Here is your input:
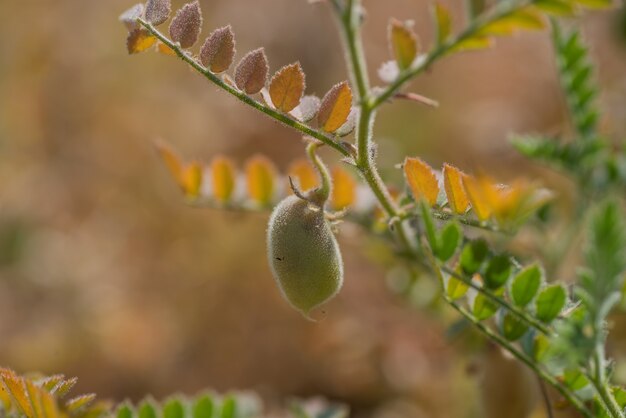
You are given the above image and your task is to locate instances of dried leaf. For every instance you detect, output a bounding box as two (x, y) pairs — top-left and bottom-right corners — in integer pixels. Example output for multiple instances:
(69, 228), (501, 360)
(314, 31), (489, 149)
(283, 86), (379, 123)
(443, 163), (469, 214)
(269, 63), (306, 113)
(210, 156), (236, 203)
(119, 3), (144, 31)
(0, 370), (32, 417)
(66, 394), (97, 412)
(144, 0), (171, 26)
(235, 48), (269, 94)
(157, 42), (176, 56)
(478, 7), (545, 36)
(200, 26), (236, 73)
(434, 3), (452, 44)
(462, 175), (494, 221)
(404, 157), (439, 206)
(245, 155), (277, 206)
(155, 142), (201, 198)
(127, 29), (157, 54)
(389, 19), (418, 70)
(288, 159), (317, 192)
(318, 81), (353, 133)
(332, 166), (357, 210)
(169, 1), (203, 49)
(289, 95), (320, 122)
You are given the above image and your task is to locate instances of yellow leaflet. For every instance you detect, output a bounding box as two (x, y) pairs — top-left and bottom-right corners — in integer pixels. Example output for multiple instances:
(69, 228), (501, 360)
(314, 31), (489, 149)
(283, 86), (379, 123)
(211, 156), (236, 203)
(269, 63), (306, 113)
(319, 82), (353, 133)
(434, 3), (452, 44)
(288, 159), (318, 192)
(180, 162), (202, 198)
(450, 35), (493, 53)
(157, 42), (177, 56)
(331, 166), (357, 210)
(25, 380), (45, 418)
(534, 0), (577, 16)
(443, 163), (469, 214)
(41, 389), (61, 418)
(155, 142), (202, 198)
(403, 157), (439, 206)
(246, 155), (277, 206)
(389, 19), (418, 70)
(127, 29), (157, 54)
(574, 0), (614, 8)
(0, 370), (32, 417)
(462, 175), (494, 221)
(478, 7), (545, 37)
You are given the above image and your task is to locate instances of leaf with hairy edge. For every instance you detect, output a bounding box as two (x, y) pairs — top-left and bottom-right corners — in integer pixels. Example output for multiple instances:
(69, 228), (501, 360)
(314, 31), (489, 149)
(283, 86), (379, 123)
(269, 63), (306, 113)
(389, 19), (418, 70)
(138, 400), (158, 418)
(478, 7), (545, 37)
(169, 1), (203, 49)
(66, 394), (96, 412)
(235, 48), (269, 94)
(534, 0), (577, 16)
(436, 222), (461, 262)
(318, 82), (353, 133)
(290, 95), (320, 122)
(331, 166), (357, 210)
(211, 156), (236, 203)
(163, 399), (185, 418)
(484, 254), (512, 290)
(200, 26), (236, 73)
(502, 313), (529, 341)
(443, 163), (469, 214)
(145, 0), (171, 25)
(473, 292), (499, 320)
(0, 370), (32, 417)
(288, 159), (318, 192)
(511, 265), (542, 307)
(127, 29), (157, 54)
(245, 155), (277, 206)
(460, 240), (489, 275)
(119, 4), (144, 31)
(404, 157), (439, 206)
(221, 396), (236, 418)
(535, 285), (567, 323)
(450, 35), (493, 52)
(462, 175), (493, 221)
(434, 3), (452, 44)
(116, 404), (134, 418)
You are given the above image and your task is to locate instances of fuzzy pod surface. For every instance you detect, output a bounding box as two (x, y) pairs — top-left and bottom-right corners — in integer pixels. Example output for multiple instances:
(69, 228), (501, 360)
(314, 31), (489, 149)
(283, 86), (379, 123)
(267, 194), (343, 318)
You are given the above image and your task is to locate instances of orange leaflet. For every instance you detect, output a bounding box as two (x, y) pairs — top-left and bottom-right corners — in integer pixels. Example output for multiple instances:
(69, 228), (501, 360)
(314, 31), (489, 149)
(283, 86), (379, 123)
(443, 163), (470, 214)
(404, 157), (439, 206)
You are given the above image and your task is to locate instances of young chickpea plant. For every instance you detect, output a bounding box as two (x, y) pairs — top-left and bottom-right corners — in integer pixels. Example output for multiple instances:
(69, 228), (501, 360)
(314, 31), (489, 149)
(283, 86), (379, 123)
(5, 0), (625, 417)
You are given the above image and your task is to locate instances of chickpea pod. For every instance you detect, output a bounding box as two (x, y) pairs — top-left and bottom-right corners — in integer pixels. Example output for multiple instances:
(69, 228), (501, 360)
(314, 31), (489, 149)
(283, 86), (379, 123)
(266, 142), (344, 319)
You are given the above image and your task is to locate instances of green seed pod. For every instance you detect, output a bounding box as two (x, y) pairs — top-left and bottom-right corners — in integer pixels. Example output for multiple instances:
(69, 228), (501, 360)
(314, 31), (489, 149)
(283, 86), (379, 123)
(267, 194), (343, 318)
(267, 142), (344, 318)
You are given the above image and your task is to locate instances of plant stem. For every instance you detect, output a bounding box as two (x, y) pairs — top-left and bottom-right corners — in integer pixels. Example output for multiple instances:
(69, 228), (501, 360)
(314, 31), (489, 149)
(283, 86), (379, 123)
(591, 341), (625, 418)
(371, 0), (533, 109)
(447, 300), (593, 418)
(440, 265), (552, 336)
(138, 19), (351, 159)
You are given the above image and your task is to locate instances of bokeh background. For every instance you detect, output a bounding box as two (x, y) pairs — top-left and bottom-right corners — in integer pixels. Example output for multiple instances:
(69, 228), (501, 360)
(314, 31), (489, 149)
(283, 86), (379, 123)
(1, 0), (625, 417)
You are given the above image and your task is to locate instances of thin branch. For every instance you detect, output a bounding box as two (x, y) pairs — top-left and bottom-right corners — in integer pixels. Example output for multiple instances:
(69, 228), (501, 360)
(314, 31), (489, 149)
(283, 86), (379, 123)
(537, 374), (555, 418)
(371, 0), (534, 109)
(137, 19), (351, 159)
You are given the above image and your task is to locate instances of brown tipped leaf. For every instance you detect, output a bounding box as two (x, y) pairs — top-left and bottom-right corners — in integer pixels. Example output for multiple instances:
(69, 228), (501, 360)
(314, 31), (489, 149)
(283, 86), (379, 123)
(389, 19), (419, 70)
(200, 26), (236, 73)
(235, 48), (269, 94)
(144, 0), (171, 25)
(318, 82), (353, 133)
(169, 1), (203, 49)
(127, 29), (157, 54)
(269, 63), (306, 113)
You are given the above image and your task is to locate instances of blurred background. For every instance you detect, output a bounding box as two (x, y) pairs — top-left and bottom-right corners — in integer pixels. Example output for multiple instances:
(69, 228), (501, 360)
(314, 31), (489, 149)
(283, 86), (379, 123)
(1, 0), (625, 417)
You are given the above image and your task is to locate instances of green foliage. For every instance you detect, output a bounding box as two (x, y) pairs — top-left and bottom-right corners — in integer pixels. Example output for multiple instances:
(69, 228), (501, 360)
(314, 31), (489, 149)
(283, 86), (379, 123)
(510, 265), (543, 308)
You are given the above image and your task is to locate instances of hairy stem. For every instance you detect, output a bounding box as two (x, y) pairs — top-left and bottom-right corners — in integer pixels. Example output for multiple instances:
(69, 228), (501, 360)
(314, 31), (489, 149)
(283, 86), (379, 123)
(138, 19), (351, 159)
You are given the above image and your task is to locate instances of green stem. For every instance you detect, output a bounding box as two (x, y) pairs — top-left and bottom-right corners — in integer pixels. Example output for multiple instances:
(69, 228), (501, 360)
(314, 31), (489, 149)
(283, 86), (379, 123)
(591, 342), (624, 418)
(447, 300), (593, 418)
(306, 142), (332, 203)
(440, 265), (552, 336)
(137, 19), (351, 159)
(371, 0), (533, 109)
